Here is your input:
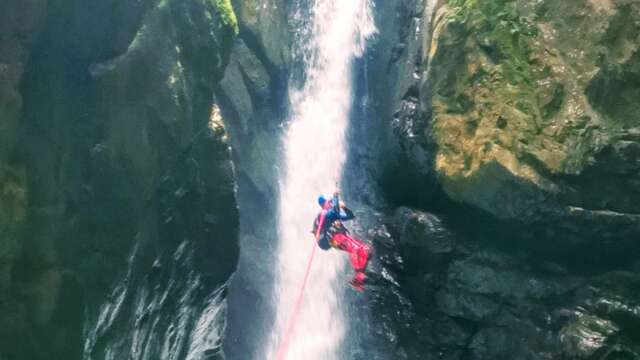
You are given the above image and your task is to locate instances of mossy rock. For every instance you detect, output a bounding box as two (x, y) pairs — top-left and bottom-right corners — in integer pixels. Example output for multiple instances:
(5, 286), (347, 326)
(424, 0), (640, 233)
(211, 0), (239, 34)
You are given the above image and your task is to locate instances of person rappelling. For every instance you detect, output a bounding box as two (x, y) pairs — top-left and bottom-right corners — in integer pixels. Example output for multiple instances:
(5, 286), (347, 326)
(312, 190), (371, 291)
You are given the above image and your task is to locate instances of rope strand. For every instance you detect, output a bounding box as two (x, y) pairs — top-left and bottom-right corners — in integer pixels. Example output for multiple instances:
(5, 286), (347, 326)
(275, 211), (326, 360)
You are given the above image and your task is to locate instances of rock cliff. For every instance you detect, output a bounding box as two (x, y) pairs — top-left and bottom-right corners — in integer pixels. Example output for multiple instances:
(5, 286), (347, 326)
(0, 0), (239, 358)
(385, 0), (640, 244)
(216, 0), (290, 357)
(361, 0), (640, 358)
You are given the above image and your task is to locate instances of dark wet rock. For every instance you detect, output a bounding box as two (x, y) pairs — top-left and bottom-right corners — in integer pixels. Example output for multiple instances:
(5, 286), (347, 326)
(560, 312), (620, 358)
(447, 253), (572, 304)
(358, 2), (640, 357)
(389, 207), (457, 277)
(216, 2), (290, 358)
(469, 324), (556, 360)
(84, 242), (230, 360)
(0, 0), (239, 359)
(393, 207), (455, 254)
(434, 315), (473, 348)
(436, 290), (500, 322)
(358, 0), (439, 208)
(0, 1), (47, 352)
(231, 0), (290, 69)
(355, 199), (640, 359)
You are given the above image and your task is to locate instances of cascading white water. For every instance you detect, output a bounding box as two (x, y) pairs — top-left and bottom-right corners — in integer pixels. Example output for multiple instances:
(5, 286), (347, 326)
(264, 1), (376, 359)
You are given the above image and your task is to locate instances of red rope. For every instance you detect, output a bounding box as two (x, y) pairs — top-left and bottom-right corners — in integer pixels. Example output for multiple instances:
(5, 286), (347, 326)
(275, 211), (326, 360)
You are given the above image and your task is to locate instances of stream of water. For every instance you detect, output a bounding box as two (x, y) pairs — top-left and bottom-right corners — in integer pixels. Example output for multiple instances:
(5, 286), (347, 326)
(263, 1), (376, 359)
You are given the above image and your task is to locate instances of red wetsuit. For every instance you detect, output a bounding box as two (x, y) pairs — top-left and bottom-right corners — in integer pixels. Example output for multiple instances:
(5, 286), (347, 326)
(312, 196), (371, 289)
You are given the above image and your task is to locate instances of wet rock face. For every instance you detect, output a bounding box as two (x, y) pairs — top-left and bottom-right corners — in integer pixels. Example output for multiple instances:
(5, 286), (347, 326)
(364, 207), (640, 359)
(0, 1), (47, 343)
(0, 0), (239, 359)
(0, 0), (46, 160)
(231, 0), (290, 69)
(215, 1), (290, 357)
(362, 5), (640, 351)
(357, 0), (439, 208)
(369, 0), (640, 248)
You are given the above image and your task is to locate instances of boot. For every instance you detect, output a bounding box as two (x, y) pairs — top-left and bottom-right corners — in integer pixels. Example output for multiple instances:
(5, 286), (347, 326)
(349, 271), (366, 292)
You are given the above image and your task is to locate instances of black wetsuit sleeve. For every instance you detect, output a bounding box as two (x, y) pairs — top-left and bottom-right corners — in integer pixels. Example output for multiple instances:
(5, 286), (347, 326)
(332, 193), (340, 213)
(340, 206), (355, 221)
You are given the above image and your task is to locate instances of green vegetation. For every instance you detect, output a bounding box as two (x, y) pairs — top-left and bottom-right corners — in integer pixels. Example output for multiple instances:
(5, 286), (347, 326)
(212, 0), (239, 34)
(443, 0), (544, 125)
(446, 0), (537, 86)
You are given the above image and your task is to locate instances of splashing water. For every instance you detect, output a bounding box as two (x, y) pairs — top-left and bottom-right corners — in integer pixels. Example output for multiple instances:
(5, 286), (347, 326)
(264, 0), (376, 359)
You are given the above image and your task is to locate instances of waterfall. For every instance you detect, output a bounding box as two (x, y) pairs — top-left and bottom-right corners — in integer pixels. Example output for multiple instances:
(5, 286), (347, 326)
(264, 0), (376, 359)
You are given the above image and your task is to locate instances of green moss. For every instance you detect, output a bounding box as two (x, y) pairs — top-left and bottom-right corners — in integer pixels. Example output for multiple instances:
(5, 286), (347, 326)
(446, 0), (537, 86)
(448, 93), (474, 114)
(444, 0), (544, 124)
(212, 0), (238, 35)
(601, 3), (640, 58)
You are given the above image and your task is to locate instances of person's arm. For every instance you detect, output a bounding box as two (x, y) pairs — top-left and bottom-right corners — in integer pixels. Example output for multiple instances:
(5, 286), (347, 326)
(331, 191), (340, 213)
(339, 206), (355, 221)
(333, 189), (354, 220)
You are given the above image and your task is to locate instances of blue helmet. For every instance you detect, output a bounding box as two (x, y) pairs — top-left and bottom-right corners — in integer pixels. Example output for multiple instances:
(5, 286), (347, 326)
(318, 195), (328, 206)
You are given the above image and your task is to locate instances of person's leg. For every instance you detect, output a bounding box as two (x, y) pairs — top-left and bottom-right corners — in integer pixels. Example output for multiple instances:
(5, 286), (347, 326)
(358, 243), (371, 270)
(344, 235), (370, 292)
(332, 233), (370, 272)
(332, 233), (358, 269)
(343, 234), (370, 271)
